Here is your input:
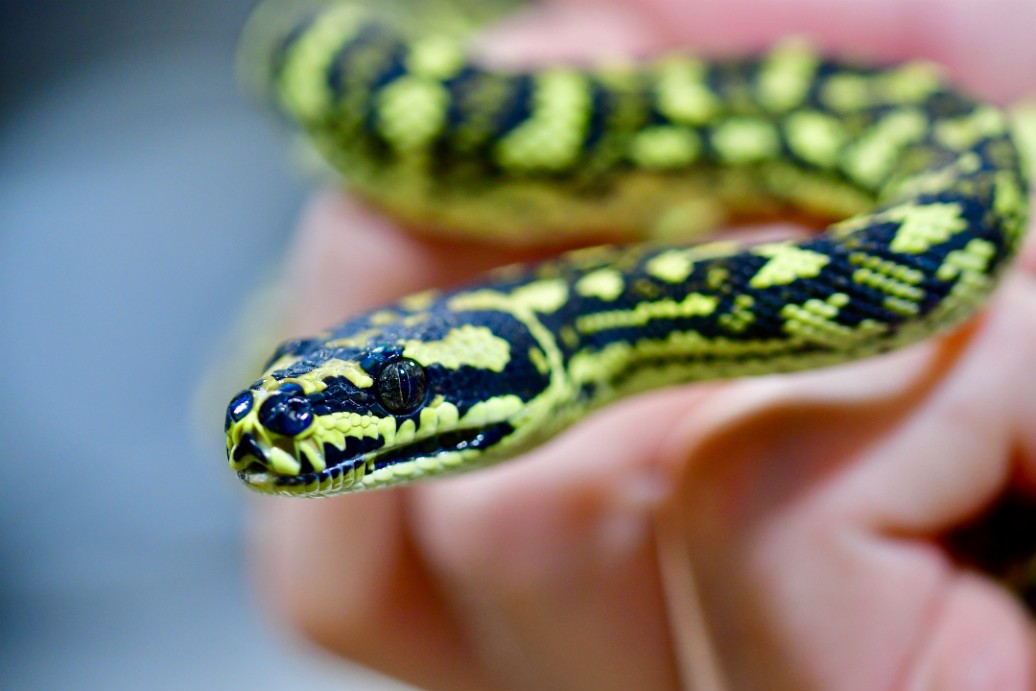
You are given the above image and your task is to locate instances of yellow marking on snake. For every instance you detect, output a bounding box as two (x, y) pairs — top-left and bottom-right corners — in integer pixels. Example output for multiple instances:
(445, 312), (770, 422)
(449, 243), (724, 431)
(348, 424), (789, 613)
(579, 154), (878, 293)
(368, 310), (400, 325)
(645, 250), (696, 284)
(275, 4), (363, 121)
(1013, 101), (1036, 176)
(712, 117), (781, 164)
(758, 38), (818, 112)
(887, 152), (982, 200)
(575, 269), (625, 301)
(401, 325), (511, 371)
(879, 62), (946, 103)
(887, 202), (968, 254)
(718, 294), (756, 333)
(936, 238), (997, 283)
(843, 109), (928, 188)
(447, 287), (571, 396)
(325, 409), (393, 442)
(407, 35), (466, 79)
(267, 358), (376, 390)
(750, 244), (831, 289)
(507, 279), (570, 313)
(935, 106), (1007, 150)
(851, 263), (925, 301)
(654, 56), (718, 125)
(819, 72), (870, 112)
(528, 346), (549, 375)
(377, 77), (449, 150)
(400, 289), (439, 311)
(496, 70), (590, 171)
(628, 126), (701, 169)
(994, 170), (1029, 245)
(780, 293), (885, 347)
(326, 359), (376, 389)
(784, 110), (847, 168)
(575, 293), (717, 334)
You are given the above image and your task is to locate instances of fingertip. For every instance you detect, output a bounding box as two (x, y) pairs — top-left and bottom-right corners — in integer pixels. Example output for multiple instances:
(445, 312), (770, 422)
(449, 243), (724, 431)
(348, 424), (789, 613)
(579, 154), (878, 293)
(904, 573), (1034, 691)
(249, 493), (399, 635)
(249, 491), (487, 689)
(410, 388), (695, 585)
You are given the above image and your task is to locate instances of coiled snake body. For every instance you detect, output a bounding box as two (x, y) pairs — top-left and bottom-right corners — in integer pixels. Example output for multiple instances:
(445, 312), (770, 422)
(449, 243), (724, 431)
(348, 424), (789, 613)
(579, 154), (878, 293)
(226, 0), (1031, 497)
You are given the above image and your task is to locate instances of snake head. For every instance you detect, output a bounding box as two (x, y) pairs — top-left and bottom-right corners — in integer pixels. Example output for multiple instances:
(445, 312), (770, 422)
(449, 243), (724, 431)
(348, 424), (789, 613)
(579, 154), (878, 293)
(225, 302), (556, 496)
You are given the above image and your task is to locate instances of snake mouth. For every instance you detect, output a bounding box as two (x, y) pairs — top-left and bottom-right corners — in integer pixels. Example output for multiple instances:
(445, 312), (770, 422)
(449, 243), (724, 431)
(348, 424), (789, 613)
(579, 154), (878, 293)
(233, 422), (514, 496)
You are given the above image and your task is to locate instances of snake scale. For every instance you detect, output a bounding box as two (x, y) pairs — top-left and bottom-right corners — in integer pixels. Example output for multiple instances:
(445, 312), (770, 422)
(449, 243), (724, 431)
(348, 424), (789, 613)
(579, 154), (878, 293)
(226, 0), (1031, 497)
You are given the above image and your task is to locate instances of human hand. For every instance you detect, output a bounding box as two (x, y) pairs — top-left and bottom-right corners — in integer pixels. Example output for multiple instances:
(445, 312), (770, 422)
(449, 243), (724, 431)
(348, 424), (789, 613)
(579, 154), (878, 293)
(249, 1), (1036, 688)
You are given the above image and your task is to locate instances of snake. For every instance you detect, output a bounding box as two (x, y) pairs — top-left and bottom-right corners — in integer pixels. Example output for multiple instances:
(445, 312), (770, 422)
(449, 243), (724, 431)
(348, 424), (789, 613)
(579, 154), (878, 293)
(225, 0), (1031, 498)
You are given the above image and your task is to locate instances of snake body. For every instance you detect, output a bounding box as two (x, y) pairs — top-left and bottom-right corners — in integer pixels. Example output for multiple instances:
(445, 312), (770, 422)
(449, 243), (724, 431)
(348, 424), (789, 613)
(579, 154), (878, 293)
(226, 0), (1031, 497)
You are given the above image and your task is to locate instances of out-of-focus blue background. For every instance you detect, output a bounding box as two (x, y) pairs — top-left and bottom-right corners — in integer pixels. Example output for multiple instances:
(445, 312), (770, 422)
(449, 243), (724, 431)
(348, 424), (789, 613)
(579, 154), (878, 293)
(0, 2), (408, 688)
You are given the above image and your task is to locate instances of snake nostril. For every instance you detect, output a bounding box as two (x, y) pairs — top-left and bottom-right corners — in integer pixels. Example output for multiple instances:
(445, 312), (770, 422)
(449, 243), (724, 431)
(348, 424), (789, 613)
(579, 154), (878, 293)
(225, 391), (254, 431)
(258, 390), (314, 436)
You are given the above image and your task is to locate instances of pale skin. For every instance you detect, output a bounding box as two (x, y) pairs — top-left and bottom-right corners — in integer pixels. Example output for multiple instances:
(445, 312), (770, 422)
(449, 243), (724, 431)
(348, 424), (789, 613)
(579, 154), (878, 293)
(250, 0), (1036, 688)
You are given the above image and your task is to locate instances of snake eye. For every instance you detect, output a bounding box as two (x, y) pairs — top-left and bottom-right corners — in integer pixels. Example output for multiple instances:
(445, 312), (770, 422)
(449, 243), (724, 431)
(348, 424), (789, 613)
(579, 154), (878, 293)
(225, 391), (253, 431)
(375, 358), (428, 415)
(259, 389), (314, 437)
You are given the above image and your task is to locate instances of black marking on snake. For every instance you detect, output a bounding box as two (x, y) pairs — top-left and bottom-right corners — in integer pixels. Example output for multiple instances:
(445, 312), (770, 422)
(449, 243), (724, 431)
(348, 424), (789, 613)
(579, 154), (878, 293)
(271, 352), (336, 380)
(488, 73), (536, 143)
(581, 78), (612, 153)
(326, 22), (398, 97)
(269, 422), (515, 486)
(309, 377), (377, 417)
(370, 421), (514, 471)
(233, 432), (266, 464)
(268, 14), (317, 87)
(263, 337), (324, 370)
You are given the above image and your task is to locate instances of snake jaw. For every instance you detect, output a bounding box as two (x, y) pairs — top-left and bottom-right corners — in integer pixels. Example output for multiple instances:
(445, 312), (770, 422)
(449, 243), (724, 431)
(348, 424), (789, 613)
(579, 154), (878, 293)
(231, 421), (517, 497)
(229, 426), (366, 496)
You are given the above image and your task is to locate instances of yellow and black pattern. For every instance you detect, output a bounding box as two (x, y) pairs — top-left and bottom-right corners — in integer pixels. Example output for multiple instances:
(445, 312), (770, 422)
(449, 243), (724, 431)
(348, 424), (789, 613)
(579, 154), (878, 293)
(227, 0), (1030, 497)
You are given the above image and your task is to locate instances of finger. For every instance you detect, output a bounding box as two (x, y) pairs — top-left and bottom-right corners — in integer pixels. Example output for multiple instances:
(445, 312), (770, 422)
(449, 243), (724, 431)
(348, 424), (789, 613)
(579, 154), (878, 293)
(658, 276), (1036, 688)
(252, 4), (1036, 688)
(829, 275), (1036, 533)
(403, 387), (712, 690)
(902, 572), (1034, 690)
(252, 194), (510, 689)
(255, 191), (698, 690)
(1008, 268), (1036, 489)
(253, 492), (495, 690)
(257, 384), (712, 689)
(656, 346), (948, 689)
(280, 191), (544, 335)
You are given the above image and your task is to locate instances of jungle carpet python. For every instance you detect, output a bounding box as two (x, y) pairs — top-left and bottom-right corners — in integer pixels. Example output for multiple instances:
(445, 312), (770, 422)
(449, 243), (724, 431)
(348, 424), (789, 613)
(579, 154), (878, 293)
(225, 0), (1031, 498)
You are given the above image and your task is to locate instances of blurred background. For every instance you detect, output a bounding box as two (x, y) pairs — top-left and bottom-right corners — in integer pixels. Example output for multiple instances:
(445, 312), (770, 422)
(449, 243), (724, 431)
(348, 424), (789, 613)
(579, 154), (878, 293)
(0, 1), (409, 688)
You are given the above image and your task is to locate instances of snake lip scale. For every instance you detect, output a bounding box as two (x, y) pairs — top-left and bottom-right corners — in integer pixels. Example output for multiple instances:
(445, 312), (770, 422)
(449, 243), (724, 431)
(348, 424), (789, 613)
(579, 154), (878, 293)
(234, 421), (515, 494)
(226, 0), (1031, 497)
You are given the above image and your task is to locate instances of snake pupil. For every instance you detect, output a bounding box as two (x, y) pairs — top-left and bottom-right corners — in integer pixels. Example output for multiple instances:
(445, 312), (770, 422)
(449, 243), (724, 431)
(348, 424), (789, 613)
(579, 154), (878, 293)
(376, 358), (427, 415)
